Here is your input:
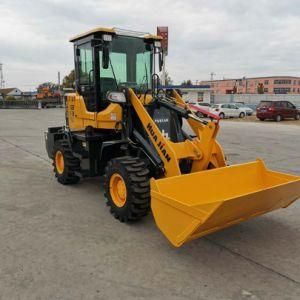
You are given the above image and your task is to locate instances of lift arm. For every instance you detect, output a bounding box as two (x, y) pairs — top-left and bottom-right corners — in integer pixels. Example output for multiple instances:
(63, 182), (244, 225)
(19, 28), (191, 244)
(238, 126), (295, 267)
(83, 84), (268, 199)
(128, 89), (226, 177)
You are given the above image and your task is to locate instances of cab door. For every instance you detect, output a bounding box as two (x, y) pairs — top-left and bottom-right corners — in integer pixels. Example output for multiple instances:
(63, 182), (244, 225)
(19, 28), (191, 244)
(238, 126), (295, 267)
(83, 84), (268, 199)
(75, 43), (97, 113)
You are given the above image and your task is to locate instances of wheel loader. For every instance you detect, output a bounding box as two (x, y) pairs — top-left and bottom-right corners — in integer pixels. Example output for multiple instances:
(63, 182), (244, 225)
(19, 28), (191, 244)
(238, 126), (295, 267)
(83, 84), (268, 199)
(45, 27), (300, 247)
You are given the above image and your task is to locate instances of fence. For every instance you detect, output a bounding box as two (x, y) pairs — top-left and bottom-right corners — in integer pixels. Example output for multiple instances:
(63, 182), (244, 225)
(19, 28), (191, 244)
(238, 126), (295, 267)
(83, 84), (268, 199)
(211, 94), (300, 106)
(0, 97), (62, 109)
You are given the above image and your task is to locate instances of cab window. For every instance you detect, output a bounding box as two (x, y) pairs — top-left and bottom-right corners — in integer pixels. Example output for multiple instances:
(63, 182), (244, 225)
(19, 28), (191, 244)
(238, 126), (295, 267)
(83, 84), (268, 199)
(78, 44), (93, 85)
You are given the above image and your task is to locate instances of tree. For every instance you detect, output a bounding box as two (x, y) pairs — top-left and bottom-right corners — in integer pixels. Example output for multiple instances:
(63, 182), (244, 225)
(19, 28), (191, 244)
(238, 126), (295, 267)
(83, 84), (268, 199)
(232, 85), (237, 94)
(37, 82), (58, 92)
(164, 71), (173, 86)
(181, 79), (193, 86)
(257, 83), (264, 94)
(62, 70), (75, 88)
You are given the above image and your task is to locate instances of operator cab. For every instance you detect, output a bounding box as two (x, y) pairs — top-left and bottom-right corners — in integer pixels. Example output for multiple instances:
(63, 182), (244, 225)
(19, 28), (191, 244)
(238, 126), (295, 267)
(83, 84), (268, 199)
(70, 27), (163, 112)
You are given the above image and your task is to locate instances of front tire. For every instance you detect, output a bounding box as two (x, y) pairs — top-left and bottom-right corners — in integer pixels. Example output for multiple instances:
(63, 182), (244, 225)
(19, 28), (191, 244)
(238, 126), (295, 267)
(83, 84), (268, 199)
(219, 112), (225, 119)
(275, 115), (282, 122)
(239, 112), (245, 118)
(295, 113), (300, 120)
(104, 156), (151, 222)
(53, 140), (80, 184)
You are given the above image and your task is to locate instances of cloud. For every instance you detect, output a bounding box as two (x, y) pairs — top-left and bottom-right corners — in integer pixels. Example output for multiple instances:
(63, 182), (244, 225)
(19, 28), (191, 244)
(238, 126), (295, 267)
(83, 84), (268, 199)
(0, 0), (300, 89)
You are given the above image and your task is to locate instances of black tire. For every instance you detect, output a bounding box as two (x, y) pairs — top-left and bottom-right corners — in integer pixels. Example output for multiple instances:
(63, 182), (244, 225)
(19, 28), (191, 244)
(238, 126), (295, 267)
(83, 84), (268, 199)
(52, 140), (80, 185)
(104, 156), (151, 222)
(219, 112), (225, 119)
(259, 118), (265, 121)
(295, 113), (300, 120)
(239, 112), (245, 118)
(275, 115), (282, 122)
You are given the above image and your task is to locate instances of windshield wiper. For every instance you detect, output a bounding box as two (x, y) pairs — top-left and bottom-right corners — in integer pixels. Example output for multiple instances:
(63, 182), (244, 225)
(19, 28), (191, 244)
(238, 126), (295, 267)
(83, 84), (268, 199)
(109, 58), (119, 90)
(144, 62), (149, 91)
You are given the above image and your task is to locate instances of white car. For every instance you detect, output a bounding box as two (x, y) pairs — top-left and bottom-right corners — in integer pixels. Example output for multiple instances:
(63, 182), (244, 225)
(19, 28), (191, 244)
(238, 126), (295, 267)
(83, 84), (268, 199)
(209, 103), (246, 119)
(234, 103), (254, 116)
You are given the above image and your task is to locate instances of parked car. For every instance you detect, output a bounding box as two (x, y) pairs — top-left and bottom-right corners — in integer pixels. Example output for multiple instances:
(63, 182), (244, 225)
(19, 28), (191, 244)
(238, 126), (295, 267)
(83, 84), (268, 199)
(256, 101), (300, 122)
(209, 103), (246, 119)
(190, 102), (211, 117)
(234, 103), (254, 116)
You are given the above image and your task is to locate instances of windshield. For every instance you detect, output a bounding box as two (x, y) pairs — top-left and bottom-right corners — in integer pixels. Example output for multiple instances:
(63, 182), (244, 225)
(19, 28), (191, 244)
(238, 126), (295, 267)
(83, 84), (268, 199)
(258, 101), (272, 107)
(99, 36), (152, 92)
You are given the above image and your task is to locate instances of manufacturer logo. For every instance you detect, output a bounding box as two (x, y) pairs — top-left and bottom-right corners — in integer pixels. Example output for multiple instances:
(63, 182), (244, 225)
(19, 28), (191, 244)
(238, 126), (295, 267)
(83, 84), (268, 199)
(154, 118), (169, 123)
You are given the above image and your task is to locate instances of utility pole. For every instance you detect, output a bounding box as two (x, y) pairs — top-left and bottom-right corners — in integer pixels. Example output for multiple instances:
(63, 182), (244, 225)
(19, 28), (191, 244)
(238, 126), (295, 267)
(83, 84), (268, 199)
(58, 71), (61, 92)
(210, 72), (215, 81)
(0, 63), (5, 88)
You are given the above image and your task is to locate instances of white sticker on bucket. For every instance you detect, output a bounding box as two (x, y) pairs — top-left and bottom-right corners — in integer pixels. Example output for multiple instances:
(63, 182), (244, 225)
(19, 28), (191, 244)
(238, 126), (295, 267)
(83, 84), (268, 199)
(110, 113), (117, 121)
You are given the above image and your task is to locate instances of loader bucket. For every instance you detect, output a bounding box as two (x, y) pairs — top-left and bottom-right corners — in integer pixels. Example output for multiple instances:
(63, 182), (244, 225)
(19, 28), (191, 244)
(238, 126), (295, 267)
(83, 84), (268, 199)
(151, 160), (300, 247)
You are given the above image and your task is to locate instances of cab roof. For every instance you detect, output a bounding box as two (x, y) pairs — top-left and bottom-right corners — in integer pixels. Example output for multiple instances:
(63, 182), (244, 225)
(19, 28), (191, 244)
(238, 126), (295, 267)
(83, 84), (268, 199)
(69, 27), (162, 42)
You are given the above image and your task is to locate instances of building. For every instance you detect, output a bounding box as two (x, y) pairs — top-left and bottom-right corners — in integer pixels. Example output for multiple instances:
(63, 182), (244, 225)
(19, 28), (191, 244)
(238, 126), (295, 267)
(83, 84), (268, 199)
(0, 87), (22, 98)
(201, 76), (300, 95)
(162, 85), (211, 103)
(22, 91), (37, 97)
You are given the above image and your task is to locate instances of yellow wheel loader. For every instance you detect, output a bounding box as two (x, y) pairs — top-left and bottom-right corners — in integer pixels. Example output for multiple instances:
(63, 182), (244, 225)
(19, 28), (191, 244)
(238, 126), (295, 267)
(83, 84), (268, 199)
(45, 27), (300, 247)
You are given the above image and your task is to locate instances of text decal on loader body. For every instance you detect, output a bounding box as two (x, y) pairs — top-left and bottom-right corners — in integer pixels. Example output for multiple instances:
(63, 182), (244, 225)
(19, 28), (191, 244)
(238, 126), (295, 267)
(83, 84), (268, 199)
(147, 123), (171, 162)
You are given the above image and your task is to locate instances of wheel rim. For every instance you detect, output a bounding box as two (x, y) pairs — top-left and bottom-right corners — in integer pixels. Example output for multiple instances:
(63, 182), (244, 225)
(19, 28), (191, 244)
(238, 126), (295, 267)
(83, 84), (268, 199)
(109, 173), (127, 207)
(55, 150), (64, 174)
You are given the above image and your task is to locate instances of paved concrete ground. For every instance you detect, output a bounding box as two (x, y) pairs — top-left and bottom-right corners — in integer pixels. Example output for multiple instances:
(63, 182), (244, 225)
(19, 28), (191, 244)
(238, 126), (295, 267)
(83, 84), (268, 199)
(0, 108), (299, 300)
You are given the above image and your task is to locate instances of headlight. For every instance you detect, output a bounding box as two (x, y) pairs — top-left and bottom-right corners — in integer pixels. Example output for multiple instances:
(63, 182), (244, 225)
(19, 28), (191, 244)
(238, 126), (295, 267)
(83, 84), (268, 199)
(106, 91), (126, 103)
(103, 34), (112, 42)
(154, 41), (161, 48)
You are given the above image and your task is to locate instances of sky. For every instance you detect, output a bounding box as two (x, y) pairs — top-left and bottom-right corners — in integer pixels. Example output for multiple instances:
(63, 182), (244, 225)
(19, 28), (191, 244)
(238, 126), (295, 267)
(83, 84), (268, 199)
(1, 0), (300, 90)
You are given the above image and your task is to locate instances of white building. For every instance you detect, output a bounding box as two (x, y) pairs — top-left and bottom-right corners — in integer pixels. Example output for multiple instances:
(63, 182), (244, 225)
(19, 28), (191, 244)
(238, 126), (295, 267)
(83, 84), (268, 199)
(162, 85), (211, 103)
(0, 87), (23, 98)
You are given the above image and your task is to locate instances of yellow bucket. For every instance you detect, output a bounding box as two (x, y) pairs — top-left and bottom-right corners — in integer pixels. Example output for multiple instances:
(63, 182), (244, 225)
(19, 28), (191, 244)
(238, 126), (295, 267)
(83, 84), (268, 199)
(151, 160), (300, 247)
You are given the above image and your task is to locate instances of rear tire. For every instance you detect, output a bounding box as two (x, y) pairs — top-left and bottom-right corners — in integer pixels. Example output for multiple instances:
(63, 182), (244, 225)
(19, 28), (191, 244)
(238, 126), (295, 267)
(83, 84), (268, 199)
(275, 115), (282, 122)
(219, 112), (225, 119)
(259, 118), (265, 121)
(239, 112), (245, 118)
(104, 156), (151, 222)
(53, 140), (80, 185)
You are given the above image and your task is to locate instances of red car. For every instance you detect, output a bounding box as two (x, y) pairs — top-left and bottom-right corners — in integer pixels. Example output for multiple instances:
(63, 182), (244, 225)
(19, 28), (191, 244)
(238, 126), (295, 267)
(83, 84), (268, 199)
(256, 101), (300, 122)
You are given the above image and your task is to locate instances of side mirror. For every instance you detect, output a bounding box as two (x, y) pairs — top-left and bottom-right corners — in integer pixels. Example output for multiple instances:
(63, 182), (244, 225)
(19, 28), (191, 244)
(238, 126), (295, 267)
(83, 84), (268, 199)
(102, 45), (110, 69)
(159, 52), (164, 72)
(106, 91), (126, 103)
